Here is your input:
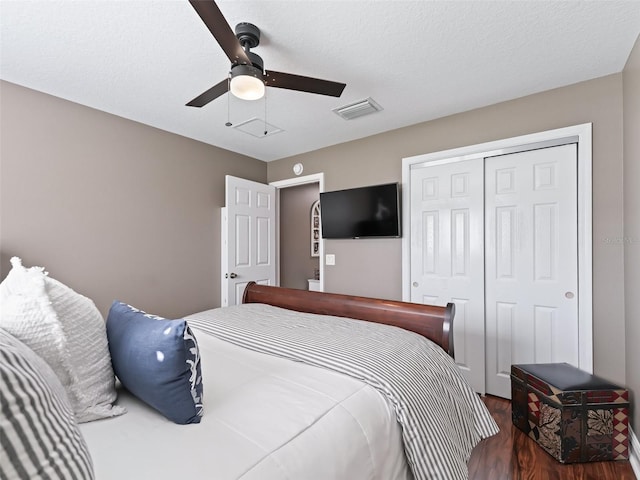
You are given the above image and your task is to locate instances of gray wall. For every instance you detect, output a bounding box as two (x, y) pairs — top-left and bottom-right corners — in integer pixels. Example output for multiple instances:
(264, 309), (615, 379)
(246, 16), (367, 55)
(279, 183), (319, 290)
(268, 74), (627, 387)
(0, 81), (267, 319)
(623, 35), (640, 430)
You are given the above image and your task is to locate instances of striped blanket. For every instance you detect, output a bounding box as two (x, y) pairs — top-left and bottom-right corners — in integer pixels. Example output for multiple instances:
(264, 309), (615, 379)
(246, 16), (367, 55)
(186, 303), (498, 480)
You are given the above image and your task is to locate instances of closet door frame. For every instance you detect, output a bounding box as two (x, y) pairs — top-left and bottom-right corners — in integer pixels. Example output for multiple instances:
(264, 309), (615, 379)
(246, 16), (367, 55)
(401, 123), (593, 374)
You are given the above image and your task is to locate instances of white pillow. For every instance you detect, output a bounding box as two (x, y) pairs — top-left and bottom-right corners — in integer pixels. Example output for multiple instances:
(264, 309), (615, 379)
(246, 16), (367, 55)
(0, 257), (125, 422)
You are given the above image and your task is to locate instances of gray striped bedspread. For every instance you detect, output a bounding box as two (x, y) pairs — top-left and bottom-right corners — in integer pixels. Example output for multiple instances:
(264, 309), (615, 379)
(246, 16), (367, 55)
(186, 303), (498, 480)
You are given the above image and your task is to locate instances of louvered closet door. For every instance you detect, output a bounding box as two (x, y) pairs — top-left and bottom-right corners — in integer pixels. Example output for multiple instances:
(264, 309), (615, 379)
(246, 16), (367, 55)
(484, 144), (579, 398)
(409, 159), (486, 393)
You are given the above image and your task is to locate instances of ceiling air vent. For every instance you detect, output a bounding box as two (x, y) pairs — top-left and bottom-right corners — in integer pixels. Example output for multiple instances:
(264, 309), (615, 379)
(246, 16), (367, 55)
(333, 97), (383, 120)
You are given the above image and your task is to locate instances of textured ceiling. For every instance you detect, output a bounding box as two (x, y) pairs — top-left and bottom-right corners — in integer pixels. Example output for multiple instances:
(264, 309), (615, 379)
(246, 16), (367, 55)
(1, 1), (639, 162)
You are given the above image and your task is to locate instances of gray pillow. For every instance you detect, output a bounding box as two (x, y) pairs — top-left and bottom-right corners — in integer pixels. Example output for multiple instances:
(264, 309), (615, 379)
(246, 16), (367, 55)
(0, 328), (95, 479)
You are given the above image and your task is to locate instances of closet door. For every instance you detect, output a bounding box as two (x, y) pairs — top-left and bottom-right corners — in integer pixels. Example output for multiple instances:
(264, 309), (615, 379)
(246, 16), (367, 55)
(484, 144), (579, 398)
(409, 159), (486, 393)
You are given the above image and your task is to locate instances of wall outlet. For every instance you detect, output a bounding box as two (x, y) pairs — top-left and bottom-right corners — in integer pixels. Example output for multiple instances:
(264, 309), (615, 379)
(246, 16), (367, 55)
(325, 254), (336, 266)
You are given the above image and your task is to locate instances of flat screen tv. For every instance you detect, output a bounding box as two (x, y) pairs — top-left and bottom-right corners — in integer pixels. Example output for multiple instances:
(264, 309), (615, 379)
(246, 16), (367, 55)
(320, 183), (401, 239)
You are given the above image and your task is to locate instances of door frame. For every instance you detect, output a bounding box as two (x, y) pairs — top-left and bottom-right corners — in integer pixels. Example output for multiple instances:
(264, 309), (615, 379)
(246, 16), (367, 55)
(401, 123), (593, 373)
(270, 173), (325, 292)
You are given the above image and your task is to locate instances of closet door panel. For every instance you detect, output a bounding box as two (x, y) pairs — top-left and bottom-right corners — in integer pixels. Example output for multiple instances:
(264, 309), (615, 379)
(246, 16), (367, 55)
(485, 144), (579, 398)
(410, 159), (485, 393)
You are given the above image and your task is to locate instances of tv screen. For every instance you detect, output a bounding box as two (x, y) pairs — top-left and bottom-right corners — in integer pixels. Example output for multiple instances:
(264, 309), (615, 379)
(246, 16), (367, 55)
(320, 183), (401, 239)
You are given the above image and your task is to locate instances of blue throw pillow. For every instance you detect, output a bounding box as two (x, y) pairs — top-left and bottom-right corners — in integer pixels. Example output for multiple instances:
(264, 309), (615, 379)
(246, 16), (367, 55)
(106, 302), (203, 424)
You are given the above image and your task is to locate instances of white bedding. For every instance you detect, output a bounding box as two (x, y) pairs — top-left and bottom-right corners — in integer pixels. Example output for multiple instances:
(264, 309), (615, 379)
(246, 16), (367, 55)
(188, 304), (498, 479)
(80, 326), (411, 480)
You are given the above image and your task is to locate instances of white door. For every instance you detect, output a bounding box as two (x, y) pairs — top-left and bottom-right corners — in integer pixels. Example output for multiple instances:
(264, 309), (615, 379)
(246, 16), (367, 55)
(408, 144), (579, 398)
(409, 159), (486, 393)
(221, 175), (276, 306)
(485, 144), (579, 398)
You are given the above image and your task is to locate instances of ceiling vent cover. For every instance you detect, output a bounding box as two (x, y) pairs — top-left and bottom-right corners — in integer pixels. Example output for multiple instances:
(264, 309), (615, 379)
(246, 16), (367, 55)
(333, 97), (383, 120)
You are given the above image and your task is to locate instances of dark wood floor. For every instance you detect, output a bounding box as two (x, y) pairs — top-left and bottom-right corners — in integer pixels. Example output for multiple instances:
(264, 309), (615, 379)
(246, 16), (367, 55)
(468, 395), (636, 480)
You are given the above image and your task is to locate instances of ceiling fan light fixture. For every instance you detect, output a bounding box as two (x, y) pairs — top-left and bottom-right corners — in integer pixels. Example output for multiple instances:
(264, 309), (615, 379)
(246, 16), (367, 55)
(230, 64), (265, 100)
(185, 2), (346, 107)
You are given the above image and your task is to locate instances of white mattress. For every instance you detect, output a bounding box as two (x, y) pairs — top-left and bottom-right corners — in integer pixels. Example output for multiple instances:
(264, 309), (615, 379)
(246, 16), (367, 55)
(80, 327), (411, 480)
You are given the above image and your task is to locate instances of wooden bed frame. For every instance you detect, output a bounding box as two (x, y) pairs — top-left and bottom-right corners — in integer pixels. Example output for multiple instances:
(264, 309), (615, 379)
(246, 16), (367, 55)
(242, 282), (455, 358)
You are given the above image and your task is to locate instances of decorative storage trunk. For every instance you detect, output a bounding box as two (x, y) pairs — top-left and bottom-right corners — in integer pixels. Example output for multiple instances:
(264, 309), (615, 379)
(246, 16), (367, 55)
(511, 363), (629, 463)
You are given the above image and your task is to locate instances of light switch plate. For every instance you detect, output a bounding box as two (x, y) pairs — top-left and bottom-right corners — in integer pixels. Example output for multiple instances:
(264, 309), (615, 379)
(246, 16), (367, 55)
(325, 254), (336, 266)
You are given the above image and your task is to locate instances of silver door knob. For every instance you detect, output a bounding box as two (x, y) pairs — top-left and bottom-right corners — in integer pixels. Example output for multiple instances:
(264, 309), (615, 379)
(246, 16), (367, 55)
(225, 272), (238, 279)
(565, 291), (575, 299)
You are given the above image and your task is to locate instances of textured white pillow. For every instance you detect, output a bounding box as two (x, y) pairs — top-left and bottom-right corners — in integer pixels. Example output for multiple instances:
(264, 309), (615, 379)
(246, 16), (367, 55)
(0, 257), (125, 422)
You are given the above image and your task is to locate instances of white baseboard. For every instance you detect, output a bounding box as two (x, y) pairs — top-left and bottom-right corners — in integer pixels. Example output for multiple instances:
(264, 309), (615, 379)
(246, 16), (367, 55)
(631, 427), (640, 479)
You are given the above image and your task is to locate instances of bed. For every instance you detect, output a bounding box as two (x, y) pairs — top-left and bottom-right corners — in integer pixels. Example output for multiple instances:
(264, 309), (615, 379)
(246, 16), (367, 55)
(1, 260), (497, 480)
(78, 283), (497, 480)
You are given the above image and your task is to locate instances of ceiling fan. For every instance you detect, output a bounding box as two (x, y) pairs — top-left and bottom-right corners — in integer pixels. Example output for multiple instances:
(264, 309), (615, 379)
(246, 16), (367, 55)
(186, 0), (346, 107)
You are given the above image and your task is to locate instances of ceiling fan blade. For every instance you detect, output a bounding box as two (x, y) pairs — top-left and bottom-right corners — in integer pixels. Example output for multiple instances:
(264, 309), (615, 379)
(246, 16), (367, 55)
(265, 71), (346, 97)
(189, 0), (251, 65)
(186, 79), (229, 107)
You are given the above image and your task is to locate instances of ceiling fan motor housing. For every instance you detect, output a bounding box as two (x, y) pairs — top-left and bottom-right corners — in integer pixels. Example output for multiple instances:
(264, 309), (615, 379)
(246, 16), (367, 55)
(231, 50), (264, 82)
(232, 63), (263, 82)
(246, 51), (264, 72)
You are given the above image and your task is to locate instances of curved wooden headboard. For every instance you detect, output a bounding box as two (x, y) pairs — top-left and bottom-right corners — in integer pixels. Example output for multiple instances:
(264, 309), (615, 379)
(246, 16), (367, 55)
(242, 282), (455, 358)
